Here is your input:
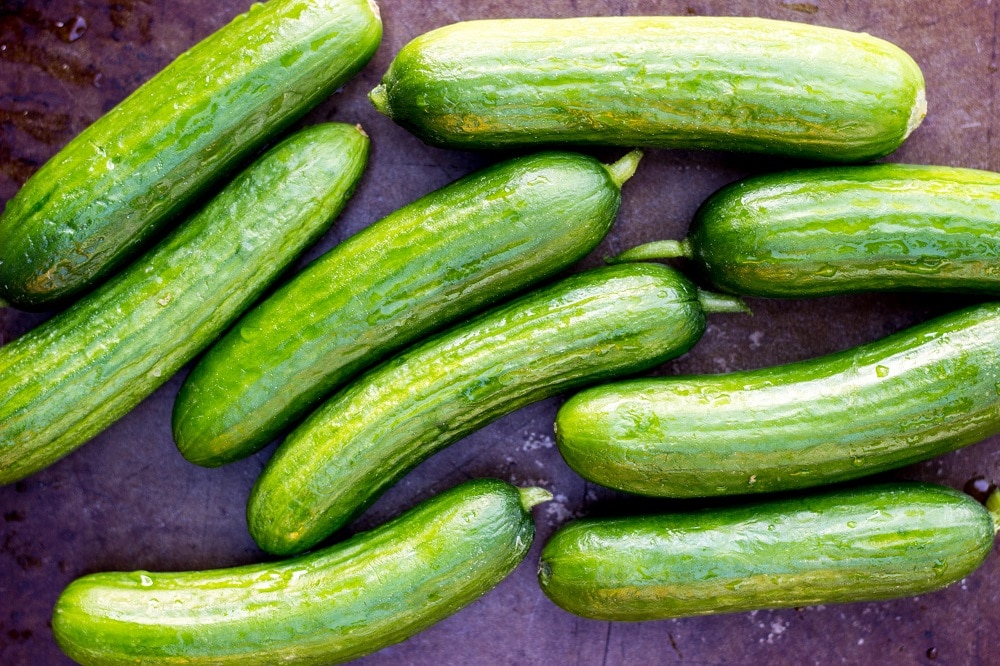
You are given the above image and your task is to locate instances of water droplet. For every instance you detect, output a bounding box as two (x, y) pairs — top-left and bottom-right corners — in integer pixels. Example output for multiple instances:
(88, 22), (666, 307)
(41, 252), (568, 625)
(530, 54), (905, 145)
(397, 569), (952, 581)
(815, 264), (838, 277)
(875, 365), (889, 378)
(138, 574), (153, 587)
(57, 16), (88, 43)
(963, 476), (994, 502)
(846, 521), (857, 528)
(156, 293), (172, 307)
(926, 647), (938, 660)
(932, 559), (948, 577)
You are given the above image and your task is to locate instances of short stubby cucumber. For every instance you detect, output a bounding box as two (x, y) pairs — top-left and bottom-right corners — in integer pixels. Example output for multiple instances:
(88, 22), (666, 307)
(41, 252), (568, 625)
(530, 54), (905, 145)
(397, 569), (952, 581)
(248, 263), (748, 555)
(538, 483), (999, 620)
(555, 302), (1000, 498)
(0, 124), (369, 485)
(370, 16), (925, 161)
(0, 0), (381, 309)
(173, 150), (642, 467)
(53, 479), (550, 665)
(614, 163), (1000, 297)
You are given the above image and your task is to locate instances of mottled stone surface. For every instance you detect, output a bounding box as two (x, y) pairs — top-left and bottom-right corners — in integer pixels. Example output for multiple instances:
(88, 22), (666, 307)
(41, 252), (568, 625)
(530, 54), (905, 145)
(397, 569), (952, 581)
(1, 1), (998, 663)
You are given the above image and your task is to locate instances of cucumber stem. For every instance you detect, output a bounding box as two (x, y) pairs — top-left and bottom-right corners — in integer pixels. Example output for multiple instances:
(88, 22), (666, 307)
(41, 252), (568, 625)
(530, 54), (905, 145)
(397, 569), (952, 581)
(607, 239), (694, 264)
(518, 486), (554, 511)
(697, 289), (751, 315)
(986, 489), (1000, 534)
(369, 84), (390, 116)
(603, 150), (643, 188)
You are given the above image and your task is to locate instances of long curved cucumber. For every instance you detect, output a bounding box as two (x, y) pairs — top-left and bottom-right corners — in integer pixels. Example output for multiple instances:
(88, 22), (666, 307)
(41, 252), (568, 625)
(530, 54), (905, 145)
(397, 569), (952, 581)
(0, 124), (369, 485)
(538, 483), (998, 620)
(248, 263), (748, 555)
(173, 150), (642, 467)
(370, 16), (925, 161)
(53, 479), (550, 665)
(555, 302), (1000, 498)
(614, 163), (1000, 297)
(0, 0), (381, 309)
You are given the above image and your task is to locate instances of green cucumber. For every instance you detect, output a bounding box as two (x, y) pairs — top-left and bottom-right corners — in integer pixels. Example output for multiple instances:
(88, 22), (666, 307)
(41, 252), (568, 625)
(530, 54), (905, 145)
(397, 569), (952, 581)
(614, 163), (1000, 297)
(370, 16), (925, 161)
(248, 263), (748, 556)
(53, 479), (550, 665)
(538, 483), (998, 620)
(0, 0), (381, 309)
(555, 303), (1000, 498)
(0, 124), (369, 485)
(173, 150), (642, 468)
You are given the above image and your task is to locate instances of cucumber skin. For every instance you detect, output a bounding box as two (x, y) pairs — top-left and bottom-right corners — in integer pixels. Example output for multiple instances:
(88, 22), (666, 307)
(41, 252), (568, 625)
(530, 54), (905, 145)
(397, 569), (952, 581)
(248, 263), (707, 555)
(555, 303), (1000, 498)
(371, 16), (925, 161)
(689, 164), (1000, 297)
(173, 151), (624, 467)
(53, 479), (539, 665)
(0, 124), (369, 485)
(538, 483), (996, 621)
(0, 0), (381, 309)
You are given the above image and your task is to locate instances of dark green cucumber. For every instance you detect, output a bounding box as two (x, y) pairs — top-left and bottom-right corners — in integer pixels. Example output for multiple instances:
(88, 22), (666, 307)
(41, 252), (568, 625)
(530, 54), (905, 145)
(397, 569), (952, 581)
(614, 163), (1000, 297)
(0, 0), (381, 309)
(555, 303), (1000, 498)
(538, 483), (998, 621)
(248, 263), (747, 555)
(53, 479), (550, 665)
(0, 124), (369, 485)
(370, 16), (925, 161)
(173, 150), (642, 467)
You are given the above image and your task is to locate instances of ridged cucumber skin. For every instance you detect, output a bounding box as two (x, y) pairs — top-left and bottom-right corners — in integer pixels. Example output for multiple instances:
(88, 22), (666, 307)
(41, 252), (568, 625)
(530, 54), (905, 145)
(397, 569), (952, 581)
(0, 0), (381, 309)
(555, 302), (1000, 498)
(53, 479), (546, 665)
(370, 16), (925, 161)
(173, 151), (629, 468)
(538, 483), (996, 621)
(688, 163), (1000, 297)
(248, 263), (712, 555)
(0, 124), (369, 485)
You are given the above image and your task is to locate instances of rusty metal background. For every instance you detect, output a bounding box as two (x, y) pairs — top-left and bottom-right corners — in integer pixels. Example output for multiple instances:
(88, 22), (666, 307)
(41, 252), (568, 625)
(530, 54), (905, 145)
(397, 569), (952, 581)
(2, 0), (999, 663)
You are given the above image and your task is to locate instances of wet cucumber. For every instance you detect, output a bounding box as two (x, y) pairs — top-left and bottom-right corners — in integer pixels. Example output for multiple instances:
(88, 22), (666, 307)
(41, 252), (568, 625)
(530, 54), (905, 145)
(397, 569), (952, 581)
(0, 124), (369, 485)
(53, 479), (550, 665)
(0, 0), (381, 309)
(555, 303), (1000, 498)
(370, 16), (925, 161)
(172, 151), (641, 468)
(248, 263), (748, 555)
(615, 163), (1000, 297)
(538, 483), (999, 620)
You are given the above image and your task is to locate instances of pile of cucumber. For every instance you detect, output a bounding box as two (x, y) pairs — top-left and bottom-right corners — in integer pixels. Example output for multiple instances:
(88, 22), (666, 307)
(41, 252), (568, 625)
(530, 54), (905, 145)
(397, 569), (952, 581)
(1, 1), (997, 663)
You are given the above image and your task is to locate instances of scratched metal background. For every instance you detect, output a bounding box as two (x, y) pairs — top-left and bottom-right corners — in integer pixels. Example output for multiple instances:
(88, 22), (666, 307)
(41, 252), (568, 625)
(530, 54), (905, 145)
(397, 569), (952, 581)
(2, 0), (999, 663)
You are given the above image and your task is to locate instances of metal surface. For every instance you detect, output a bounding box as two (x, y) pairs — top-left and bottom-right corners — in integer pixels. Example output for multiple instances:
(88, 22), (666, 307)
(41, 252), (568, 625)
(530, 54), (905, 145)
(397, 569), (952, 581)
(1, 0), (998, 663)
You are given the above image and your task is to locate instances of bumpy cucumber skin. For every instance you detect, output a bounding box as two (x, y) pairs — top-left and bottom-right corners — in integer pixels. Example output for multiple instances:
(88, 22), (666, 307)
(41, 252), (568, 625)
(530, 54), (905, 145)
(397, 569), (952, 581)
(249, 263), (708, 555)
(689, 164), (1000, 297)
(0, 0), (381, 309)
(53, 479), (541, 665)
(556, 303), (1000, 498)
(370, 16), (925, 161)
(538, 483), (996, 621)
(0, 124), (369, 485)
(173, 152), (625, 467)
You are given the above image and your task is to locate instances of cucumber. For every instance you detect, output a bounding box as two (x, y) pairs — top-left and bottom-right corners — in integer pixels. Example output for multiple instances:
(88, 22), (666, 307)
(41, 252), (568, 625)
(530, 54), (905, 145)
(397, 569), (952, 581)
(0, 0), (381, 309)
(173, 150), (642, 468)
(0, 124), (369, 485)
(370, 16), (925, 161)
(614, 163), (1000, 297)
(248, 263), (748, 556)
(53, 479), (550, 665)
(555, 302), (1000, 498)
(538, 483), (998, 621)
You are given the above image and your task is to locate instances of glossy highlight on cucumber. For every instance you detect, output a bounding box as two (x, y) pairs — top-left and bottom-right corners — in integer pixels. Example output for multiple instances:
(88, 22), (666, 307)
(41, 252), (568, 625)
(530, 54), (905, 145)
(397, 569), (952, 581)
(53, 479), (550, 665)
(173, 150), (642, 468)
(538, 483), (998, 621)
(0, 124), (369, 485)
(0, 0), (381, 309)
(248, 263), (748, 556)
(371, 16), (925, 161)
(555, 302), (1000, 498)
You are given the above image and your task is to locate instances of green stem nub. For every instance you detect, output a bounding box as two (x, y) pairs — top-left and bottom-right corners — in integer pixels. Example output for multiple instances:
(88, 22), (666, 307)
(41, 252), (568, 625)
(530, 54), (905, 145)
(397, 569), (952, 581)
(369, 84), (390, 116)
(986, 488), (1000, 534)
(603, 150), (643, 188)
(697, 289), (751, 315)
(607, 239), (694, 264)
(518, 486), (554, 511)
